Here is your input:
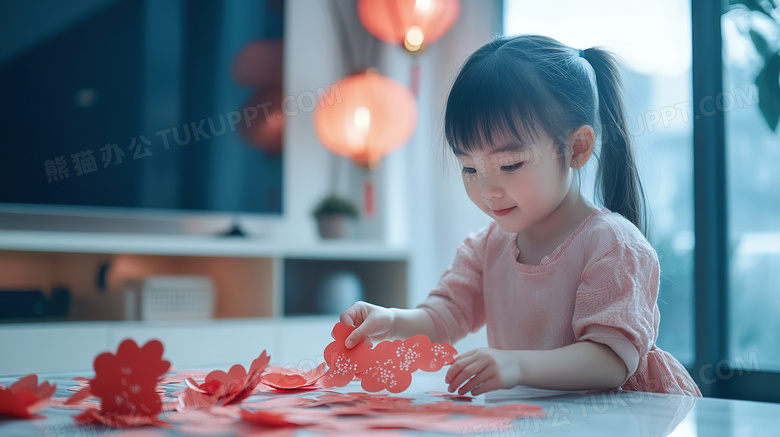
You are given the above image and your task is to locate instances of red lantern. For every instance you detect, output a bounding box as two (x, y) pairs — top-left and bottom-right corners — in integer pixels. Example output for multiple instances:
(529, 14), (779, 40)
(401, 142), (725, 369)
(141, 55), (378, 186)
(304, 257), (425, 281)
(233, 39), (285, 155)
(357, 0), (460, 52)
(232, 40), (283, 87)
(313, 69), (417, 169)
(239, 85), (284, 155)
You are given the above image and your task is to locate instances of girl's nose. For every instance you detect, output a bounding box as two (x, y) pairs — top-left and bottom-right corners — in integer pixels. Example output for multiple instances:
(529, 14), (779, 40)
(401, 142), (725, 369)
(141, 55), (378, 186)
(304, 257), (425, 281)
(480, 178), (503, 199)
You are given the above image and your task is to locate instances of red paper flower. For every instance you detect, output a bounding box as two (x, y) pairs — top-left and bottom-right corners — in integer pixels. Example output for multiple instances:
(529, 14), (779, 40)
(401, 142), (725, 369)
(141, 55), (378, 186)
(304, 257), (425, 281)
(179, 351), (270, 409)
(320, 323), (375, 388)
(0, 374), (56, 418)
(90, 339), (170, 417)
(72, 339), (171, 428)
(260, 362), (327, 389)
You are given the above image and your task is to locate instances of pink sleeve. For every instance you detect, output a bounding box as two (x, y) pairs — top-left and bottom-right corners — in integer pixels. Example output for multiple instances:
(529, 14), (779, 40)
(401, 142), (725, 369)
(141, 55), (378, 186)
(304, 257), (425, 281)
(416, 228), (488, 344)
(572, 240), (660, 384)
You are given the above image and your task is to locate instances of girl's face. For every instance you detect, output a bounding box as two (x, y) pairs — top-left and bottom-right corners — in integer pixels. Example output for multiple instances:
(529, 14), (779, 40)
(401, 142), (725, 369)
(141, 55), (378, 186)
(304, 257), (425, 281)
(456, 132), (574, 234)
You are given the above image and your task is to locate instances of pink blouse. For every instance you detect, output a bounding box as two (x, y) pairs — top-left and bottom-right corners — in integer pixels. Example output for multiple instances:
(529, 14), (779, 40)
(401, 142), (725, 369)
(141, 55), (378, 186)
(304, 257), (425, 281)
(418, 207), (701, 396)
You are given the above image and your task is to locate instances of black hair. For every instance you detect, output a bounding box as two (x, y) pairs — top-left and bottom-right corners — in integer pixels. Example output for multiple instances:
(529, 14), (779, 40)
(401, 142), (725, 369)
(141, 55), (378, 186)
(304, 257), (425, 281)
(443, 34), (648, 237)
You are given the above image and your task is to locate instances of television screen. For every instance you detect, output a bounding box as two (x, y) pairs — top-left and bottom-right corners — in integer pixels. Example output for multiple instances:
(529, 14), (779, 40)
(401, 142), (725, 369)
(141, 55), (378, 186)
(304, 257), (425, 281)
(0, 0), (284, 215)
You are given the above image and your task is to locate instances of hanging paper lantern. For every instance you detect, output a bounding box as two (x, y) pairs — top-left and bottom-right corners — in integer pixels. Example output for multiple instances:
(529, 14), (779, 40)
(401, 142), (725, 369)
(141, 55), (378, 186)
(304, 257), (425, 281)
(357, 0), (460, 52)
(239, 85), (284, 155)
(232, 39), (284, 155)
(313, 69), (417, 169)
(232, 40), (283, 87)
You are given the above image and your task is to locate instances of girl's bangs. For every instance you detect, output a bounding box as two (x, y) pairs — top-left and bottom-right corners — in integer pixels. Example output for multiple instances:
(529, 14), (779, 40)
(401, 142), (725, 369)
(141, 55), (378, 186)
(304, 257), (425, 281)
(445, 59), (545, 156)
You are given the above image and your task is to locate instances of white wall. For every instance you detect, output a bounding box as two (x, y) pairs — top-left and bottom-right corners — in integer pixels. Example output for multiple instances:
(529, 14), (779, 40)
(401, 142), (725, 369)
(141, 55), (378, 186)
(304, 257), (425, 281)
(283, 0), (502, 348)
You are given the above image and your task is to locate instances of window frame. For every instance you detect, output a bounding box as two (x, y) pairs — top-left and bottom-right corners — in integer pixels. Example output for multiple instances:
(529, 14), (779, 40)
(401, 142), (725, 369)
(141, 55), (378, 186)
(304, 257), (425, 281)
(692, 0), (780, 403)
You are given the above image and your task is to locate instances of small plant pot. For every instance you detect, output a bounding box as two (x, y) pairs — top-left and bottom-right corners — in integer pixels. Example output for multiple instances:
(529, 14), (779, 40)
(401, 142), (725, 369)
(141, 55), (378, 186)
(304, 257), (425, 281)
(316, 214), (356, 239)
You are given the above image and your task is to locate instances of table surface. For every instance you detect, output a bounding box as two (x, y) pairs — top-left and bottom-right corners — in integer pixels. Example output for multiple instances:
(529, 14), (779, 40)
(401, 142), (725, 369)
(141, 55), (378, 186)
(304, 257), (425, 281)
(1, 369), (779, 436)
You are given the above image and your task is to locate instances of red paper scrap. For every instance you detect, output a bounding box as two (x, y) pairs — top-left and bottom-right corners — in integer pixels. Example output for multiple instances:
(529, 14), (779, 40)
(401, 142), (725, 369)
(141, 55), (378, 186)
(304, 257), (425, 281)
(74, 408), (171, 428)
(178, 350), (270, 409)
(65, 385), (92, 405)
(241, 396), (314, 409)
(50, 397), (101, 410)
(260, 362), (327, 389)
(0, 374), (56, 419)
(428, 391), (474, 401)
(239, 408), (300, 428)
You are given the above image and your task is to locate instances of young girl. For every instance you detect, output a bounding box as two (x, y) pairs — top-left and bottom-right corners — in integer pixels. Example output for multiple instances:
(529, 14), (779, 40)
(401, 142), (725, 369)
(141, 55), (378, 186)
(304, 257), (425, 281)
(340, 34), (701, 397)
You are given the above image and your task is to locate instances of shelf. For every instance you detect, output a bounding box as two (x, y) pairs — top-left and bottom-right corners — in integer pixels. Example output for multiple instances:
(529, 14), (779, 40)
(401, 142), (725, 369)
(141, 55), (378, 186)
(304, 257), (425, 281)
(0, 233), (410, 374)
(0, 230), (408, 260)
(284, 258), (407, 315)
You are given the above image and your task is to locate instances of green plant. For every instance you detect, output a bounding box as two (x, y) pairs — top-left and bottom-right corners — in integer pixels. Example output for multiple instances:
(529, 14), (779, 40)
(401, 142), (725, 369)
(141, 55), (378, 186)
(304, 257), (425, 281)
(312, 194), (360, 219)
(727, 0), (780, 131)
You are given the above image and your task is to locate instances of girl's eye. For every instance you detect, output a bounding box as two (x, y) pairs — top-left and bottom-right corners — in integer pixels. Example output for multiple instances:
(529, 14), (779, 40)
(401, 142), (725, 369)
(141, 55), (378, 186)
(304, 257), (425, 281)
(462, 167), (477, 175)
(500, 162), (525, 172)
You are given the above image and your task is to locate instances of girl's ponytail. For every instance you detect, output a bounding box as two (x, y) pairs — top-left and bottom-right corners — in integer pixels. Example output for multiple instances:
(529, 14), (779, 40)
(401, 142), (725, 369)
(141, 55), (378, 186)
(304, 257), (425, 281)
(582, 47), (648, 237)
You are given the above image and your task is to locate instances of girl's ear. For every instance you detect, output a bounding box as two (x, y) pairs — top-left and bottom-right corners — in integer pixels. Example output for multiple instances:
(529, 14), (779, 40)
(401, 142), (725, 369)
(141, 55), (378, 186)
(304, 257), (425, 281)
(569, 125), (595, 169)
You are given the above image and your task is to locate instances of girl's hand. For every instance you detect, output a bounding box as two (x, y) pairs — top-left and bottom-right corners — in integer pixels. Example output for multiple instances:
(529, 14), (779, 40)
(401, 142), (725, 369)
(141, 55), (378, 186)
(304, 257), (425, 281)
(339, 301), (395, 348)
(445, 348), (523, 396)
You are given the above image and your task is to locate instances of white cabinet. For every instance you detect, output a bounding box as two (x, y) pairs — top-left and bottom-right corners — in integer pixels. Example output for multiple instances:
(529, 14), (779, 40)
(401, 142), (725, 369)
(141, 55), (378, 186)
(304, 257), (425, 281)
(0, 231), (408, 375)
(0, 323), (109, 375)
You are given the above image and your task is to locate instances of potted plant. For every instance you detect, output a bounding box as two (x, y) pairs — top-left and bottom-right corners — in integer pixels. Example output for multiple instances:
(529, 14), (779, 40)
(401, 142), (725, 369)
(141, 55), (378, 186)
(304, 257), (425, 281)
(312, 194), (360, 239)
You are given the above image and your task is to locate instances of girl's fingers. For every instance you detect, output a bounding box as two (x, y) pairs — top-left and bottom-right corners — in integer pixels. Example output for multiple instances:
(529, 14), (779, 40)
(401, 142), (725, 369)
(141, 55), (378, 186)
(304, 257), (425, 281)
(345, 325), (368, 348)
(445, 350), (477, 384)
(340, 311), (354, 326)
(458, 369), (489, 396)
(454, 349), (477, 361)
(346, 314), (383, 348)
(447, 359), (488, 393)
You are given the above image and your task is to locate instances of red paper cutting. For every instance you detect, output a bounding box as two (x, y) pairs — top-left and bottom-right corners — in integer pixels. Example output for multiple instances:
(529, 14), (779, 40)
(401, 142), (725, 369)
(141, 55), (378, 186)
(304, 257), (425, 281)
(74, 408), (170, 428)
(260, 362), (327, 390)
(73, 339), (171, 428)
(320, 322), (459, 393)
(239, 408), (299, 428)
(238, 390), (544, 435)
(65, 385), (92, 405)
(320, 323), (375, 388)
(359, 340), (414, 393)
(178, 351), (270, 409)
(0, 374), (56, 418)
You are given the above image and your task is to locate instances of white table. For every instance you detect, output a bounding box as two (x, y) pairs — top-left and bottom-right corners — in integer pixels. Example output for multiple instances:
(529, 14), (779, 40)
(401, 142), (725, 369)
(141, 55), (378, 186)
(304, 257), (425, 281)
(1, 370), (778, 436)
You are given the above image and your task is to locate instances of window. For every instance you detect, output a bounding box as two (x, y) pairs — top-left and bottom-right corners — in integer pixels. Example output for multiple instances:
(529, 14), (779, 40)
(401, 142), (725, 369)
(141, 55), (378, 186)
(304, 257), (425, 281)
(722, 3), (780, 371)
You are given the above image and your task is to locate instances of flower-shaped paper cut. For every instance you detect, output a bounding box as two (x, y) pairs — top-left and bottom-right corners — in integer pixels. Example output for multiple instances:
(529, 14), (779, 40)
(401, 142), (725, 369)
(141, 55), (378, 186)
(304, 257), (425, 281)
(261, 362), (327, 389)
(73, 339), (171, 428)
(401, 334), (457, 372)
(0, 374), (56, 418)
(358, 340), (414, 393)
(320, 323), (459, 393)
(91, 339), (170, 416)
(320, 323), (375, 388)
(179, 350), (270, 409)
(358, 335), (458, 393)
